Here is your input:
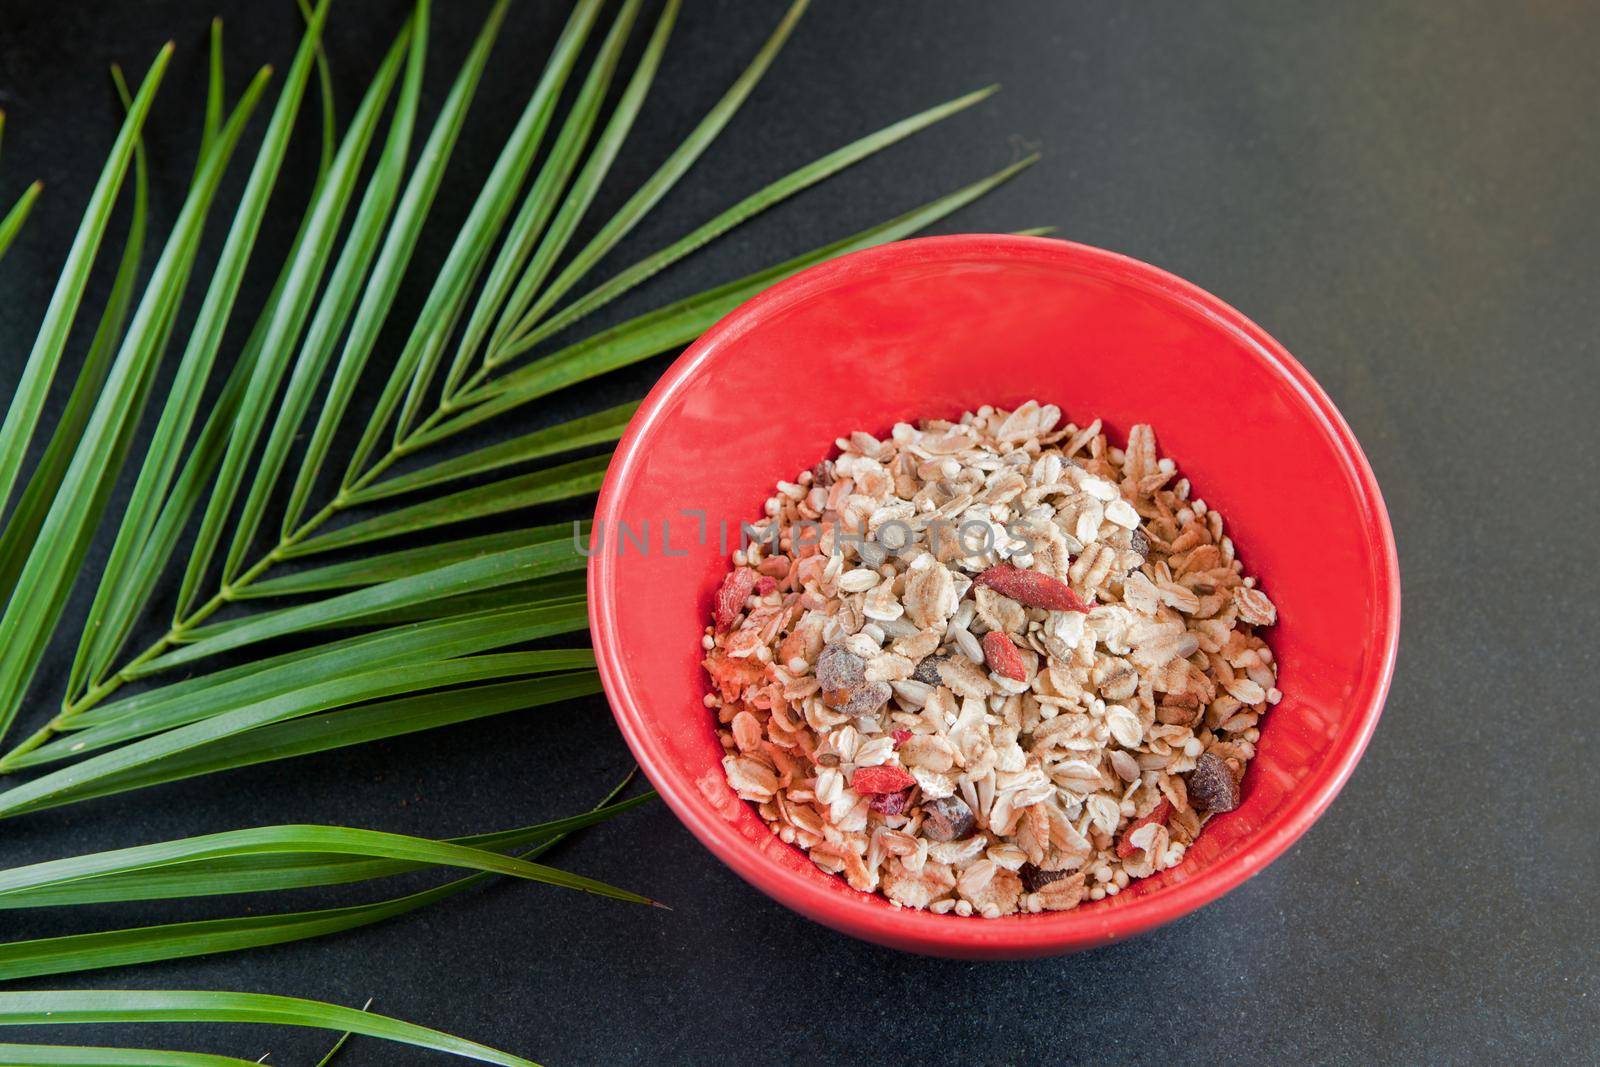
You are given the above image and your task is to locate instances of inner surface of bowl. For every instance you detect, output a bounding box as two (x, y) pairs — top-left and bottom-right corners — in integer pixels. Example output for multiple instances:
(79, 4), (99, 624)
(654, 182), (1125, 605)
(590, 235), (1398, 958)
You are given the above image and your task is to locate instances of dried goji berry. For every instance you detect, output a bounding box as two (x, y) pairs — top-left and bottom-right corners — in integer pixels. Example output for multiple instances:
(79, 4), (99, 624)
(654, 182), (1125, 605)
(1115, 798), (1173, 858)
(975, 565), (1093, 613)
(851, 764), (916, 795)
(755, 575), (778, 596)
(713, 568), (757, 632)
(981, 631), (1027, 681)
(869, 788), (912, 815)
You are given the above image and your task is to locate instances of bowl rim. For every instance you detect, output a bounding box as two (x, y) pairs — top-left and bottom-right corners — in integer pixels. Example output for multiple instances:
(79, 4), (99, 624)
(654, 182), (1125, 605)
(589, 233), (1401, 956)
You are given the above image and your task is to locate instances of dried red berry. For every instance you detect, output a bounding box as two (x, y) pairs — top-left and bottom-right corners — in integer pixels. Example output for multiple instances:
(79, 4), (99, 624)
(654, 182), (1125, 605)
(755, 575), (778, 596)
(981, 631), (1027, 681)
(891, 728), (912, 748)
(1186, 752), (1241, 813)
(921, 795), (975, 842)
(713, 568), (757, 632)
(851, 765), (916, 795)
(1116, 798), (1173, 858)
(869, 788), (913, 815)
(975, 565), (1093, 613)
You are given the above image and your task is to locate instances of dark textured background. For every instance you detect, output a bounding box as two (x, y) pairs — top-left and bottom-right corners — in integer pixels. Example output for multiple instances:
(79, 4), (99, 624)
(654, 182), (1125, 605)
(1, 1), (1598, 1064)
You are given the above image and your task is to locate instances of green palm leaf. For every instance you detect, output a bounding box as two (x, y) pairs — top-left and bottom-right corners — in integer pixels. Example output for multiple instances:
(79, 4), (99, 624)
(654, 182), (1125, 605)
(146, 539), (586, 671)
(177, 8), (399, 612)
(239, 523), (580, 597)
(70, 13), (334, 697)
(430, 155), (1037, 444)
(0, 991), (538, 1066)
(343, 0), (604, 486)
(16, 641), (590, 769)
(76, 599), (580, 730)
(494, 0), (808, 355)
(429, 0), (659, 412)
(315, 1004), (369, 1067)
(0, 775), (635, 982)
(3, 4), (1033, 748)
(0, 0), (1041, 990)
(0, 1044), (265, 1066)
(0, 60), (272, 741)
(442, 0), (674, 402)
(0, 110), (44, 261)
(0, 821), (654, 907)
(0, 180), (41, 263)
(0, 75), (147, 610)
(0, 650), (596, 818)
(0, 46), (170, 514)
(285, 0), (502, 533)
(0, 792), (650, 907)
(508, 83), (997, 353)
(11, 672), (601, 820)
(284, 454), (609, 558)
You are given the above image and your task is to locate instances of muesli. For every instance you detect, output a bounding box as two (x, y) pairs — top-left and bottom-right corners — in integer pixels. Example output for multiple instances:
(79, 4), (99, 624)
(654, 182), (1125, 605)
(702, 402), (1279, 917)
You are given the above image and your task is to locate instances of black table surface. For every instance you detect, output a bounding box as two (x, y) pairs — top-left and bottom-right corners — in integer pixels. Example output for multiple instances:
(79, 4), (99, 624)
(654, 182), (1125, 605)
(1, 1), (1597, 1064)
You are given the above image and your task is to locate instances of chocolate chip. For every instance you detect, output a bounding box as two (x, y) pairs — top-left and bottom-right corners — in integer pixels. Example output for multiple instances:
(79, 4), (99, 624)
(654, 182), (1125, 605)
(911, 654), (947, 686)
(921, 795), (975, 841)
(1019, 863), (1073, 893)
(1186, 752), (1241, 813)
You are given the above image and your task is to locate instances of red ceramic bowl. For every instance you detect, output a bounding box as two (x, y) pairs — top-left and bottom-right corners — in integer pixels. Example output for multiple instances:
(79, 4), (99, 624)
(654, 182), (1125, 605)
(590, 234), (1399, 958)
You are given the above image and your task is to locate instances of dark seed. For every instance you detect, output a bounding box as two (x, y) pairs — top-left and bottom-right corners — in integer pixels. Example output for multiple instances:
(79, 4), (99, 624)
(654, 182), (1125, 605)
(911, 654), (947, 686)
(1019, 863), (1073, 893)
(921, 795), (975, 842)
(1186, 752), (1241, 813)
(1129, 528), (1150, 561)
(834, 680), (892, 717)
(817, 642), (866, 709)
(816, 642), (864, 688)
(857, 541), (889, 568)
